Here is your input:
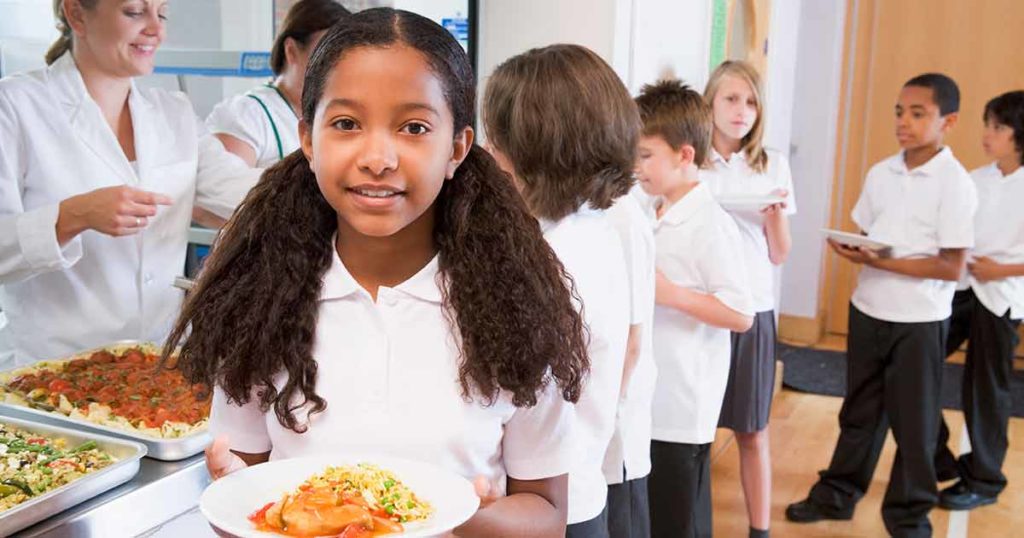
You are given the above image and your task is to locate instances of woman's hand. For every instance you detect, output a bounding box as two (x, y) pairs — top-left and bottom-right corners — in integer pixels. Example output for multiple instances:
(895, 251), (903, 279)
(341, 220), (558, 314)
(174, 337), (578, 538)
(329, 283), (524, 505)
(205, 435), (249, 480)
(56, 186), (172, 245)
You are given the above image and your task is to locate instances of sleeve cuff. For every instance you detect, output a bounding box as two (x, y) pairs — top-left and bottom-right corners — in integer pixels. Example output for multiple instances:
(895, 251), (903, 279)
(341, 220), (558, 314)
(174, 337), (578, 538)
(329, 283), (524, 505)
(715, 290), (755, 317)
(505, 450), (573, 481)
(16, 203), (82, 271)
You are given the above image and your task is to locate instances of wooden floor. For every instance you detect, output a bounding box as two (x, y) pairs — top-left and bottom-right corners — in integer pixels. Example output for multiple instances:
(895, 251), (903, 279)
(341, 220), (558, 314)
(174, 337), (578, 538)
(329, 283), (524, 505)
(708, 337), (1024, 537)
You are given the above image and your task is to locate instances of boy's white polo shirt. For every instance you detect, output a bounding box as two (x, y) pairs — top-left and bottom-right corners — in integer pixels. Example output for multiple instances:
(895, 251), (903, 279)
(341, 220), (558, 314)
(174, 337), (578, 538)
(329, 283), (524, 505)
(850, 148), (978, 323)
(699, 148), (796, 313)
(210, 248), (575, 492)
(540, 207), (630, 524)
(964, 163), (1024, 319)
(601, 190), (657, 485)
(648, 183), (754, 444)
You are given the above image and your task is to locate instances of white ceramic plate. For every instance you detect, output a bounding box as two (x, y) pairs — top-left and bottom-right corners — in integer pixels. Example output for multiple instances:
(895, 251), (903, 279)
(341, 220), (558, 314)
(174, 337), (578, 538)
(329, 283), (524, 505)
(821, 229), (892, 251)
(716, 194), (786, 212)
(199, 455), (480, 537)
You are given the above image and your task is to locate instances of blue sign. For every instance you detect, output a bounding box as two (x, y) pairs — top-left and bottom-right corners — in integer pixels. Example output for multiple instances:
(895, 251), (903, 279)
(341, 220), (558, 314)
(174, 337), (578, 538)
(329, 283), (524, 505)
(442, 17), (469, 51)
(239, 52), (273, 77)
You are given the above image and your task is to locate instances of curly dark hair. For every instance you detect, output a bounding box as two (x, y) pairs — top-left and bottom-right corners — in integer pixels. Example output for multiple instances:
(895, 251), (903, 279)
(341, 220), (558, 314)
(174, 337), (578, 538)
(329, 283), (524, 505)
(162, 8), (589, 433)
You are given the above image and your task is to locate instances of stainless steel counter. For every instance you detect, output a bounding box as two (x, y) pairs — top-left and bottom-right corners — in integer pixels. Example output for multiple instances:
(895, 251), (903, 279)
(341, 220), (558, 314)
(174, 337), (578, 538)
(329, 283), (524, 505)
(12, 455), (210, 537)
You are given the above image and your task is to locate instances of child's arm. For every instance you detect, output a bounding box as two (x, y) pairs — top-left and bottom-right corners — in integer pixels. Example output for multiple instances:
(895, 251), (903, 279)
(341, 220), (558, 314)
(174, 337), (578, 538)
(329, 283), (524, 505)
(655, 270), (754, 332)
(762, 188), (793, 265)
(968, 256), (1024, 282)
(618, 324), (643, 400)
(454, 475), (567, 537)
(828, 239), (968, 281)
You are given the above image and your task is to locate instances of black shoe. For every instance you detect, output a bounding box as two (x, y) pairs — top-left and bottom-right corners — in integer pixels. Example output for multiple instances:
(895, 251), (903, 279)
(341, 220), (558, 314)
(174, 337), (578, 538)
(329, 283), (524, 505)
(938, 480), (997, 510)
(936, 465), (960, 482)
(785, 498), (854, 523)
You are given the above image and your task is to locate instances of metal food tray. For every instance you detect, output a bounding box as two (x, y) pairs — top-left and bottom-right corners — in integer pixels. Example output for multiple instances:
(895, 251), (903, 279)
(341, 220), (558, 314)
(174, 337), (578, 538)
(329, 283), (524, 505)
(0, 341), (211, 461)
(0, 415), (147, 536)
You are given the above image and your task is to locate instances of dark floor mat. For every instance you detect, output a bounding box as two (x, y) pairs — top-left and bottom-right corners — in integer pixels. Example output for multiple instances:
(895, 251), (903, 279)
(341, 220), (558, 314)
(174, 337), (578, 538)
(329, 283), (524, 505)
(778, 343), (1024, 418)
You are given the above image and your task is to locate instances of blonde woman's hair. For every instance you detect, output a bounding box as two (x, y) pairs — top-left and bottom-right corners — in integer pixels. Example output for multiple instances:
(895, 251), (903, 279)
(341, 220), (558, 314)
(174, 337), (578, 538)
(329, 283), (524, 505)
(46, 0), (99, 65)
(704, 60), (767, 173)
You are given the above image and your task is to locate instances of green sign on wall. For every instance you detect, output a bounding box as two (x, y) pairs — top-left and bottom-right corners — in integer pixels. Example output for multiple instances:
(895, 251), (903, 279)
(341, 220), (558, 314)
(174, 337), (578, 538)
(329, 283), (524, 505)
(709, 0), (728, 71)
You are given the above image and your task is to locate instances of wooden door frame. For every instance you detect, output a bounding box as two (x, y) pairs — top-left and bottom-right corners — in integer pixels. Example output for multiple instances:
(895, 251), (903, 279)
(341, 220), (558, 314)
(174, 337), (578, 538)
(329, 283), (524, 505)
(821, 0), (877, 337)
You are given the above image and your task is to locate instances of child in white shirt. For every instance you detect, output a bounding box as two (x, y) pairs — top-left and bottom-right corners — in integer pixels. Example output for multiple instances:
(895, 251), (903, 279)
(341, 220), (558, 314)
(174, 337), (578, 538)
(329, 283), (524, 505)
(635, 79), (754, 538)
(787, 73), (978, 538)
(482, 44), (636, 538)
(934, 90), (1024, 511)
(169, 11), (589, 536)
(701, 61), (796, 538)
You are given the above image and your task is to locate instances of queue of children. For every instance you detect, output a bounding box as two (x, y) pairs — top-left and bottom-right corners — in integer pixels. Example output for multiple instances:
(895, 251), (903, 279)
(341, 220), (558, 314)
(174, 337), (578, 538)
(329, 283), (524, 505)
(172, 8), (1023, 538)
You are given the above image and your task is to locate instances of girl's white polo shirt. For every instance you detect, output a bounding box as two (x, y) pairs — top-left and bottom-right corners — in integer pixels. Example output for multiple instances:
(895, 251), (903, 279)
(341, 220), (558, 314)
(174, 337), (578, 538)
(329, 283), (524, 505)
(649, 183), (754, 444)
(540, 207), (630, 524)
(850, 148), (978, 323)
(700, 148), (796, 313)
(211, 250), (576, 492)
(963, 162), (1024, 320)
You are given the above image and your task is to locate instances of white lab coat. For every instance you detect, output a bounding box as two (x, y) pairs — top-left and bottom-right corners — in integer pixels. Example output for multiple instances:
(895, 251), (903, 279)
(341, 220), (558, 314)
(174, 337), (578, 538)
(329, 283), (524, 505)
(0, 54), (260, 365)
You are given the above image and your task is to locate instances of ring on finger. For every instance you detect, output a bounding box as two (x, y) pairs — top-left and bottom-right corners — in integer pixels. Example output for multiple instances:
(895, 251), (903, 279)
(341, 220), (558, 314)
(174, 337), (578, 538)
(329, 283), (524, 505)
(136, 217), (142, 227)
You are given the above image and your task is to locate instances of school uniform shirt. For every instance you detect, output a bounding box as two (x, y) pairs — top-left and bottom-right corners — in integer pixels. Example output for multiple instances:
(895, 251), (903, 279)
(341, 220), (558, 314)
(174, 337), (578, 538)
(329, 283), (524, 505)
(851, 148), (978, 323)
(540, 207), (630, 524)
(0, 53), (259, 365)
(648, 183), (754, 444)
(961, 163), (1024, 320)
(601, 190), (657, 485)
(700, 148), (796, 312)
(211, 250), (575, 492)
(206, 84), (300, 168)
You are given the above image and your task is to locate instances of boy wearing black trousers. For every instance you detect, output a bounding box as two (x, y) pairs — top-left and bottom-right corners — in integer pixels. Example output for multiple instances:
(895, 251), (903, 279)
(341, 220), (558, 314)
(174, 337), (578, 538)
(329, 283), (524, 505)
(786, 73), (978, 537)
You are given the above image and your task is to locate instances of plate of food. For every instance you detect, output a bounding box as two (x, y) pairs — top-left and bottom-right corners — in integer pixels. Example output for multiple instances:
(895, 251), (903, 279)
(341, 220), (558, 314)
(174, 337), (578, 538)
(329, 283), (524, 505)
(0, 341), (211, 460)
(200, 455), (480, 537)
(821, 229), (892, 252)
(715, 194), (786, 212)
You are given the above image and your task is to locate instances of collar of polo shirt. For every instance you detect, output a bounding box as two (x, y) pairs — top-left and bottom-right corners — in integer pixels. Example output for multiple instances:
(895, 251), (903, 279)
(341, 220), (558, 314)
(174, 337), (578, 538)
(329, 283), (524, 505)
(319, 246), (443, 304)
(889, 146), (954, 176)
(710, 148), (747, 167)
(658, 182), (714, 227)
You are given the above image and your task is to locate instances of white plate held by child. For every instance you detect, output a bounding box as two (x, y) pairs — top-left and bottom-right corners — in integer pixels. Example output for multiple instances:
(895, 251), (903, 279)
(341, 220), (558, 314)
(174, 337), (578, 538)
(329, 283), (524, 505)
(199, 454), (480, 537)
(715, 194), (786, 212)
(821, 229), (892, 251)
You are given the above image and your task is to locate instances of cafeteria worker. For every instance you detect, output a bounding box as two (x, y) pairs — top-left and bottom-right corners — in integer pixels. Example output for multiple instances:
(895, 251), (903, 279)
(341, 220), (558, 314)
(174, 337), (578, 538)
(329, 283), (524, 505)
(0, 0), (259, 365)
(206, 0), (349, 168)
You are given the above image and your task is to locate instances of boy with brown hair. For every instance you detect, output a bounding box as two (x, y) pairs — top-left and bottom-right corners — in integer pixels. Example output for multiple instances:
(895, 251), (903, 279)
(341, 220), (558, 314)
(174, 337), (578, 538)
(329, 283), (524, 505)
(483, 44), (638, 538)
(635, 78), (754, 537)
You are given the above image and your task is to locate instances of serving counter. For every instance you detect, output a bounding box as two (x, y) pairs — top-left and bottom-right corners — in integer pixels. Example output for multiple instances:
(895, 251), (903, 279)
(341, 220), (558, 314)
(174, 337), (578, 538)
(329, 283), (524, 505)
(11, 453), (210, 537)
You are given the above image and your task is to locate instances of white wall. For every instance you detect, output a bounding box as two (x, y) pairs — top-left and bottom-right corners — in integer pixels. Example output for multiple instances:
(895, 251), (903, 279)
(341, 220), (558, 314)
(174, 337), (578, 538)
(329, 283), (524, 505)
(478, 0), (715, 134)
(763, 0), (800, 154)
(778, 0), (846, 319)
(0, 0), (60, 77)
(219, 0), (274, 104)
(478, 0), (620, 78)
(623, 0), (713, 93)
